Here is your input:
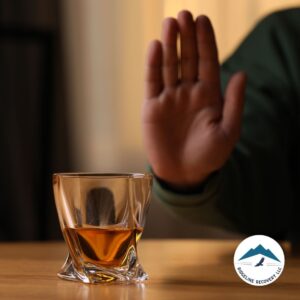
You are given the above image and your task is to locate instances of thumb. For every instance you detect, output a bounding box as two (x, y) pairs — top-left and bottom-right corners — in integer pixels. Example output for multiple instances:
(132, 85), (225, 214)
(221, 71), (247, 141)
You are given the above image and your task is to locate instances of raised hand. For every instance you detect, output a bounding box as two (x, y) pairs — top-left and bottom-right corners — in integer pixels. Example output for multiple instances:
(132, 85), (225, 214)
(142, 11), (246, 189)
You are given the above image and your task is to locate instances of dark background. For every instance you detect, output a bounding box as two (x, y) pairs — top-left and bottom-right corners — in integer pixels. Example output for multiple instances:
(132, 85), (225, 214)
(0, 0), (70, 240)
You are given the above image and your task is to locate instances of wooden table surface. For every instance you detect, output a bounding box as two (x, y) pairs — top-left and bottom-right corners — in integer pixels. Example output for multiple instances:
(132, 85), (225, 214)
(0, 240), (299, 299)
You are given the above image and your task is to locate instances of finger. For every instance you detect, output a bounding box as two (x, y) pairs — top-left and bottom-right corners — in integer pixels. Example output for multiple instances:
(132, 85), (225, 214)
(196, 15), (220, 84)
(177, 10), (197, 82)
(222, 72), (247, 140)
(162, 17), (179, 86)
(145, 40), (163, 99)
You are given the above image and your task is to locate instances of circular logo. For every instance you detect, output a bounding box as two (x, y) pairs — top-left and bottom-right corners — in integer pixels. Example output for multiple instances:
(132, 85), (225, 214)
(234, 235), (285, 286)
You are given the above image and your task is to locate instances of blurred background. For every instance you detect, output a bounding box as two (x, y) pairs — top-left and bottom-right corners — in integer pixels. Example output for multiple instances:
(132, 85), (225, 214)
(1, 0), (299, 240)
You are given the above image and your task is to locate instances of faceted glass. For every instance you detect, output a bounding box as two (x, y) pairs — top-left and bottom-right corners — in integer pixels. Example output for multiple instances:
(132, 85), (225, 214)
(53, 173), (152, 283)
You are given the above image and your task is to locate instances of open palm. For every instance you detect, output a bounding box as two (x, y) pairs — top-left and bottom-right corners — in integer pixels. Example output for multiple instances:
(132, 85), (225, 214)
(142, 11), (246, 189)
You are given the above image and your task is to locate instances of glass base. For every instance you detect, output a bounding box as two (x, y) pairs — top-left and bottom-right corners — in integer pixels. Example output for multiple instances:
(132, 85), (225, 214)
(57, 253), (148, 284)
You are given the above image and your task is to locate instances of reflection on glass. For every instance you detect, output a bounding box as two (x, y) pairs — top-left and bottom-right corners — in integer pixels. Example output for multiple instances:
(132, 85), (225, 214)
(53, 173), (152, 283)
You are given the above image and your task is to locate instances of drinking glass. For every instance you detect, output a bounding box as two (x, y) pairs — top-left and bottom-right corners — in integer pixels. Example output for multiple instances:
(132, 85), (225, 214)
(53, 173), (152, 284)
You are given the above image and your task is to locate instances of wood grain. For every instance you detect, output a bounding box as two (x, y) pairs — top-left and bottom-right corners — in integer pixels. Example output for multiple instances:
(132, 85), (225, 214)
(0, 240), (299, 299)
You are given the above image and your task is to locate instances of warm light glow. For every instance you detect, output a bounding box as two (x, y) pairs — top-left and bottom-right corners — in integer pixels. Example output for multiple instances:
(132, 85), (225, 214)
(62, 0), (300, 171)
(163, 0), (300, 60)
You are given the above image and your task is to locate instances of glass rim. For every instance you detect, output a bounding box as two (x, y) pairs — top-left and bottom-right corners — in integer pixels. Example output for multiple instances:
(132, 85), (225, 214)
(53, 172), (153, 179)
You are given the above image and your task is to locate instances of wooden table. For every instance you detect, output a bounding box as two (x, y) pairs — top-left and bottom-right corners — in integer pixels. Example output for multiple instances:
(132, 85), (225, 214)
(0, 240), (299, 299)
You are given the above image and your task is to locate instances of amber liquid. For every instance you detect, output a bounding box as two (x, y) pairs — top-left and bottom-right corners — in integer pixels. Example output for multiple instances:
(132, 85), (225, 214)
(64, 227), (143, 268)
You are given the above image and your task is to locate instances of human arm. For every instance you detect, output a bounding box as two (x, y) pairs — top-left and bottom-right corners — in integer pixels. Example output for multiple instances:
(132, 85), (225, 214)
(143, 9), (300, 238)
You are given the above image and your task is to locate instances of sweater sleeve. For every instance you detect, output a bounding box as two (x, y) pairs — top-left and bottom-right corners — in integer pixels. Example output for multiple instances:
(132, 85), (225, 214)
(153, 9), (300, 238)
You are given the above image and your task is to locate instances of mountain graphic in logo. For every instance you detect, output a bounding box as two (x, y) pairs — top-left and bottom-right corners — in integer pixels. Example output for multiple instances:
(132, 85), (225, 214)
(239, 244), (280, 262)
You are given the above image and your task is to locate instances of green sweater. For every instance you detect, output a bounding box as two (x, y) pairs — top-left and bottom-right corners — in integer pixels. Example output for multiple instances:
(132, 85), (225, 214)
(153, 8), (300, 240)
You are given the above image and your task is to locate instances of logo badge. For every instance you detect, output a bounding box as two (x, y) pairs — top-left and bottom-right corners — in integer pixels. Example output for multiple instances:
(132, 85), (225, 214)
(234, 235), (285, 286)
